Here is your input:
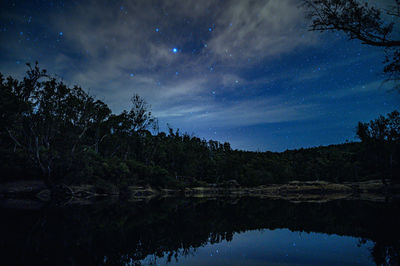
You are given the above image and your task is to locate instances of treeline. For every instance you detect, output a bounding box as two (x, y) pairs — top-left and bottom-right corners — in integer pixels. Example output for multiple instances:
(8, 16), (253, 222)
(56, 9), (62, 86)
(0, 63), (399, 188)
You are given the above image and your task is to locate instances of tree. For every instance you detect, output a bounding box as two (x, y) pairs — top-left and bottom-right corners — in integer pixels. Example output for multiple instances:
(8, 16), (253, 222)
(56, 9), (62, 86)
(87, 100), (112, 153)
(1, 62), (103, 186)
(104, 94), (156, 160)
(356, 110), (400, 183)
(129, 93), (156, 132)
(303, 0), (400, 88)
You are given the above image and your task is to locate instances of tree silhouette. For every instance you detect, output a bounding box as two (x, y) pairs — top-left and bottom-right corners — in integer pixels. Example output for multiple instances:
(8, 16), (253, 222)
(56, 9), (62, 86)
(356, 110), (400, 184)
(1, 63), (399, 189)
(1, 62), (104, 186)
(128, 93), (156, 132)
(303, 0), (400, 88)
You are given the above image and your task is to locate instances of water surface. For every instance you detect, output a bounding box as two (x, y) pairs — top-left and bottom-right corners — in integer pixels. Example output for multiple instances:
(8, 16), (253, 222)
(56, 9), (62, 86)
(140, 228), (374, 265)
(0, 198), (398, 265)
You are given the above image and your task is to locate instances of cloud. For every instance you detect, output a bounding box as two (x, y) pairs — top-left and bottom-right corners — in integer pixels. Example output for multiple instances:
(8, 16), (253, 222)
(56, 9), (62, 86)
(0, 0), (331, 131)
(313, 80), (392, 100)
(155, 95), (317, 129)
(208, 0), (317, 61)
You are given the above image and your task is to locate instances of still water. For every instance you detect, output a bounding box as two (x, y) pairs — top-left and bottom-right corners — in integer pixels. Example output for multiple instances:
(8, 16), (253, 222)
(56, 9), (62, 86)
(0, 197), (399, 265)
(140, 229), (374, 265)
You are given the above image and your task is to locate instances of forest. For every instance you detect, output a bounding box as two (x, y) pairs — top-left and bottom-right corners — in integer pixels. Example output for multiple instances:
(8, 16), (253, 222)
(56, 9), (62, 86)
(0, 63), (399, 190)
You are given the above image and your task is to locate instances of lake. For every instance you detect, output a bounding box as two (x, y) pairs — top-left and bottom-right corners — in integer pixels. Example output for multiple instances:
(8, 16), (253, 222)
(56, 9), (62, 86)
(0, 197), (399, 265)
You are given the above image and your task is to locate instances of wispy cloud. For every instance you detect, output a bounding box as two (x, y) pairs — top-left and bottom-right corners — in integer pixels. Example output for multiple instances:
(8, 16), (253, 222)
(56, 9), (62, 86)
(155, 95), (317, 128)
(208, 0), (317, 61)
(1, 0), (395, 151)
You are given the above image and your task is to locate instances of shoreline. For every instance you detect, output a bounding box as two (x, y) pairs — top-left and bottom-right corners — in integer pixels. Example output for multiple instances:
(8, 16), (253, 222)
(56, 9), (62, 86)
(1, 179), (399, 207)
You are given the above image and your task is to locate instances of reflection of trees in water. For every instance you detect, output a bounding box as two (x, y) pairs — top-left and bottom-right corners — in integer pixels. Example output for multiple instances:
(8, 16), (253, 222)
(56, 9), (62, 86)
(0, 198), (399, 265)
(372, 241), (400, 266)
(136, 246), (198, 265)
(358, 237), (400, 266)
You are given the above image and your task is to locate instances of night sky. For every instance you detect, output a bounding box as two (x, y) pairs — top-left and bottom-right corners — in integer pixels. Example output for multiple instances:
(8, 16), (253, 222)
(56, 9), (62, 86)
(0, 0), (398, 151)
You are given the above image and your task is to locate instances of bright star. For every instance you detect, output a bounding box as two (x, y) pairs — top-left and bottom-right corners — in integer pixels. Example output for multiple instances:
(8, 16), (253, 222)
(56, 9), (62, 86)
(155, 28), (159, 32)
(172, 48), (178, 53)
(59, 32), (63, 36)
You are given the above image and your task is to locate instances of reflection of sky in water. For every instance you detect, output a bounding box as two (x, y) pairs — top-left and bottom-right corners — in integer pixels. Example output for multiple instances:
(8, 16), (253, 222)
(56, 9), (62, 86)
(140, 228), (374, 265)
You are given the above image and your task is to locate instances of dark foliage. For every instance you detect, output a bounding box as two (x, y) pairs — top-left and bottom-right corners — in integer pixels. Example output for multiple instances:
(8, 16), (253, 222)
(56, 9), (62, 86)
(1, 64), (399, 187)
(356, 110), (400, 184)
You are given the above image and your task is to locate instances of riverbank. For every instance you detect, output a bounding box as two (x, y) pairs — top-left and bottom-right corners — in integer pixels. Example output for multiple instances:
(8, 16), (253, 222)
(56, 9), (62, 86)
(1, 179), (399, 206)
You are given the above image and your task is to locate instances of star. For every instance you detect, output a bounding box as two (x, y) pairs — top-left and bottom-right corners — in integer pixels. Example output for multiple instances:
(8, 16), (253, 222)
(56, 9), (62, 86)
(0, 0), (395, 152)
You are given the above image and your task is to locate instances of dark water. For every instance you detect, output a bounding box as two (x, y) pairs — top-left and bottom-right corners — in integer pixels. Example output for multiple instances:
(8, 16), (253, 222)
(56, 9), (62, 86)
(0, 197), (399, 265)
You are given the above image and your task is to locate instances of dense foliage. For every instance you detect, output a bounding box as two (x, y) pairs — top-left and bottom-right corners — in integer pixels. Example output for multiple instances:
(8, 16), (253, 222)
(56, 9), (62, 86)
(1, 64), (399, 188)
